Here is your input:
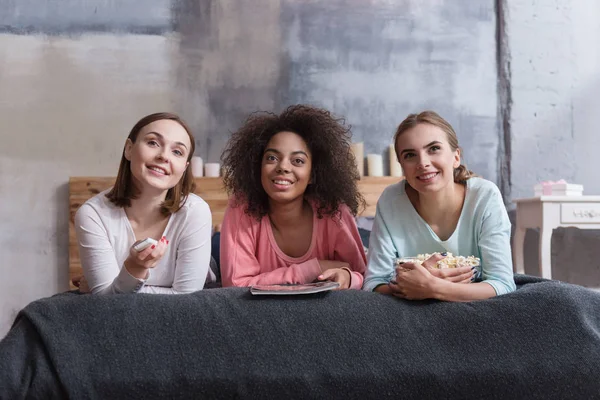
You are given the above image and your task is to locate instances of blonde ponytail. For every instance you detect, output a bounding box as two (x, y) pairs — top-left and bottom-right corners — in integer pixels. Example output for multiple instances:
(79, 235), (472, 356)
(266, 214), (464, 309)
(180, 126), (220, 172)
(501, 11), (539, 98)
(453, 164), (477, 183)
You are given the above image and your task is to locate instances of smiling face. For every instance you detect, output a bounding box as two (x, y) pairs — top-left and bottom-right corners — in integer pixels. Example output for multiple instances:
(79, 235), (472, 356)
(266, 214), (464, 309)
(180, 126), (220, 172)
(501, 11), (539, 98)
(260, 131), (312, 206)
(124, 119), (192, 195)
(395, 123), (461, 193)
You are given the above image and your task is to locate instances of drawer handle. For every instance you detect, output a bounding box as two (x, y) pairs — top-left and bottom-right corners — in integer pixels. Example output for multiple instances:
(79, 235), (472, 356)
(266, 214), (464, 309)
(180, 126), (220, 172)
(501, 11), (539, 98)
(572, 209), (600, 219)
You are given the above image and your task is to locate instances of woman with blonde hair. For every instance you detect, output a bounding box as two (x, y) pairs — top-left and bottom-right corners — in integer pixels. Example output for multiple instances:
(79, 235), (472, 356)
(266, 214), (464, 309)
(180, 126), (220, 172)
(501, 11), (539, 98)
(74, 112), (214, 294)
(363, 111), (515, 301)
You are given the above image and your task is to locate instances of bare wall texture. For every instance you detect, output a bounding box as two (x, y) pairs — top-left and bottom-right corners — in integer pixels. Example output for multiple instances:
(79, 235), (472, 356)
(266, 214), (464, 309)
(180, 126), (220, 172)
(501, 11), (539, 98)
(571, 1), (600, 195)
(508, 0), (577, 199)
(172, 0), (282, 162)
(0, 0), (171, 34)
(171, 0), (499, 173)
(506, 0), (600, 286)
(507, 0), (600, 197)
(0, 33), (174, 337)
(278, 0), (499, 179)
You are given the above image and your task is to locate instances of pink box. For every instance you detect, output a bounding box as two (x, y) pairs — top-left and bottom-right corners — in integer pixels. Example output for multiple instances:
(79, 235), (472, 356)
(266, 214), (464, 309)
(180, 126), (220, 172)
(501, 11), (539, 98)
(534, 182), (583, 196)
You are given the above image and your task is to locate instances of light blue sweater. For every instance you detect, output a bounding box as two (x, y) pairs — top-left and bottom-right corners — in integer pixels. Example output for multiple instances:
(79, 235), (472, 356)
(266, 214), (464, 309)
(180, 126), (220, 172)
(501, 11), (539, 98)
(363, 177), (516, 296)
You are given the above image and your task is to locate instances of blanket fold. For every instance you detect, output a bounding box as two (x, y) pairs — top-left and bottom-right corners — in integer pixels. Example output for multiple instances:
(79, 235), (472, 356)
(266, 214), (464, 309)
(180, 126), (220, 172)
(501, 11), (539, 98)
(1, 275), (599, 399)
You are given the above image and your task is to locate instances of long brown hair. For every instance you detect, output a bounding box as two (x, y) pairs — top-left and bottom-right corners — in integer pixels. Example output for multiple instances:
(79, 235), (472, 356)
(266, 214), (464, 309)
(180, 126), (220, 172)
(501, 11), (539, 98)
(393, 110), (476, 183)
(106, 112), (196, 216)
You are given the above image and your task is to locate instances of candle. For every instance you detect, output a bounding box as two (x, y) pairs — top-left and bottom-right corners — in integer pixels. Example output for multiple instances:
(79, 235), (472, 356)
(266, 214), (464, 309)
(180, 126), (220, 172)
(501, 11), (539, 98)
(191, 156), (204, 177)
(204, 163), (221, 177)
(367, 154), (384, 177)
(350, 142), (364, 177)
(389, 144), (403, 177)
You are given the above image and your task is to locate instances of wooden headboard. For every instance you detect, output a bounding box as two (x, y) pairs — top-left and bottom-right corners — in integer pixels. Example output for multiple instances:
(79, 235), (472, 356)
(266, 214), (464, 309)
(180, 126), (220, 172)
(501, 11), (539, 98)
(69, 176), (401, 285)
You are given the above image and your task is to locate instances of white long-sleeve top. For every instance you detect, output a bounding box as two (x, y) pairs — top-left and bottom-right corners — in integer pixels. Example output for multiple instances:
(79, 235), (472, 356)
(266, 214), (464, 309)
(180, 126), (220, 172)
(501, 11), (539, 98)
(74, 189), (215, 294)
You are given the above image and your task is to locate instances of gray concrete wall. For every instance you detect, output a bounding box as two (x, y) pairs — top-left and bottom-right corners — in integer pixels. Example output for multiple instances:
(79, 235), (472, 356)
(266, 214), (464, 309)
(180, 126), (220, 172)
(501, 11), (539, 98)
(171, 0), (499, 172)
(0, 0), (598, 336)
(277, 0), (498, 179)
(506, 0), (600, 284)
(0, 0), (171, 34)
(508, 0), (600, 197)
(171, 0), (283, 162)
(0, 0), (175, 336)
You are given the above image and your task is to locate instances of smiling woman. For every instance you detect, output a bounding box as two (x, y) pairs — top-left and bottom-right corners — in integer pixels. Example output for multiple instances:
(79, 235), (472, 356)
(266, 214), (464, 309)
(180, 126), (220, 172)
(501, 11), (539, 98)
(73, 112), (215, 295)
(219, 105), (367, 289)
(363, 111), (516, 301)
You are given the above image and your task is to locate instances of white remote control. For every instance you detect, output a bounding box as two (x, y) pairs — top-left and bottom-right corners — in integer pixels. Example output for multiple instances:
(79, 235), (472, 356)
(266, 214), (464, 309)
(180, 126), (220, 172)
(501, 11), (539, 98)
(133, 237), (158, 252)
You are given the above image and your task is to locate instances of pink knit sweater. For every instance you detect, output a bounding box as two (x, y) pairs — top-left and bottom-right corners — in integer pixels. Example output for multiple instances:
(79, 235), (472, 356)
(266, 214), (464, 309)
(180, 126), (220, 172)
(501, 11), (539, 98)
(220, 201), (366, 289)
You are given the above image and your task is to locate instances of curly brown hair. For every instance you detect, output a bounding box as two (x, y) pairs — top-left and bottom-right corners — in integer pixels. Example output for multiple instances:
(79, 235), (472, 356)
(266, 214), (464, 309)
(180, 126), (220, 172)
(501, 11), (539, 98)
(221, 105), (365, 219)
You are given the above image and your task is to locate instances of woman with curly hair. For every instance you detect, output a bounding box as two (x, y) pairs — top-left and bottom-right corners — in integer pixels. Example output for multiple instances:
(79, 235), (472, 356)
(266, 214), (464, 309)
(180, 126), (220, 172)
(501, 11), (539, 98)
(363, 111), (516, 301)
(219, 105), (367, 289)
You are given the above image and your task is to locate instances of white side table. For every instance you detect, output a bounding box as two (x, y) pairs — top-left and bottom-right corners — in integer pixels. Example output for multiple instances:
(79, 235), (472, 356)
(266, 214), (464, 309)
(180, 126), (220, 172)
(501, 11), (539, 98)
(513, 195), (600, 279)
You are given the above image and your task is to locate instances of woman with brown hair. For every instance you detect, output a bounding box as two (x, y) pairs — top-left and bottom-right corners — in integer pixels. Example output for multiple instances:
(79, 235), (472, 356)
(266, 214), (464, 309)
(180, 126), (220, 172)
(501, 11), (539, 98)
(219, 105), (367, 289)
(363, 111), (515, 301)
(74, 112), (214, 294)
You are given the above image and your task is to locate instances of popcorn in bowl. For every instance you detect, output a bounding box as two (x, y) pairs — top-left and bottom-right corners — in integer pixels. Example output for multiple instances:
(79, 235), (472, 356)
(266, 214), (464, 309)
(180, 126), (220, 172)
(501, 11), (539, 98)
(393, 252), (481, 279)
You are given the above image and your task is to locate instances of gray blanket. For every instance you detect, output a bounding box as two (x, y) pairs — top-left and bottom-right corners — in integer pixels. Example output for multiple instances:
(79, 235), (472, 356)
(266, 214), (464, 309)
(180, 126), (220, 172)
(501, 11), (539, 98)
(1, 275), (599, 399)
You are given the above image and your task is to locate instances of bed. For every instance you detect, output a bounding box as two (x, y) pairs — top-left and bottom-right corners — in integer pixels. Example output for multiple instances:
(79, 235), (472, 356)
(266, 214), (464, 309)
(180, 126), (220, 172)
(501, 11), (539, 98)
(1, 275), (599, 399)
(2, 177), (598, 398)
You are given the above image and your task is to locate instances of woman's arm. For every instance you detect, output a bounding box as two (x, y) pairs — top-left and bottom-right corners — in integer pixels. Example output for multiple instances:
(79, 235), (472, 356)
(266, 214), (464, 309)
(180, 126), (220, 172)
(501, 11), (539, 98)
(328, 206), (367, 289)
(476, 187), (517, 296)
(362, 200), (397, 291)
(431, 279), (497, 301)
(389, 259), (496, 301)
(74, 204), (149, 294)
(220, 204), (322, 287)
(138, 201), (214, 294)
(391, 185), (516, 301)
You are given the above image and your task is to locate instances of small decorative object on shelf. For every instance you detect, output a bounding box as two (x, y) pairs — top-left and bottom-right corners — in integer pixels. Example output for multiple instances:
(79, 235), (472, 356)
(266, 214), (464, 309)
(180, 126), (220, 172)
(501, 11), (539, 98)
(389, 144), (403, 177)
(204, 163), (221, 177)
(350, 142), (364, 177)
(534, 179), (584, 196)
(191, 156), (203, 177)
(551, 182), (584, 196)
(367, 154), (383, 177)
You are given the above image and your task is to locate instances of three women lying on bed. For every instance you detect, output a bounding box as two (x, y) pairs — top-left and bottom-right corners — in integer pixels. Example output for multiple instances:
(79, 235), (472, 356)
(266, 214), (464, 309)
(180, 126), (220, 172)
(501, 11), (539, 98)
(73, 107), (515, 300)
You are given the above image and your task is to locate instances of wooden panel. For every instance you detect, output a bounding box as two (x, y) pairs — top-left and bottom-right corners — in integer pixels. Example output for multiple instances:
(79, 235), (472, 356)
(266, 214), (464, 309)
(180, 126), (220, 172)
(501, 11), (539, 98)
(357, 177), (402, 217)
(68, 176), (401, 287)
